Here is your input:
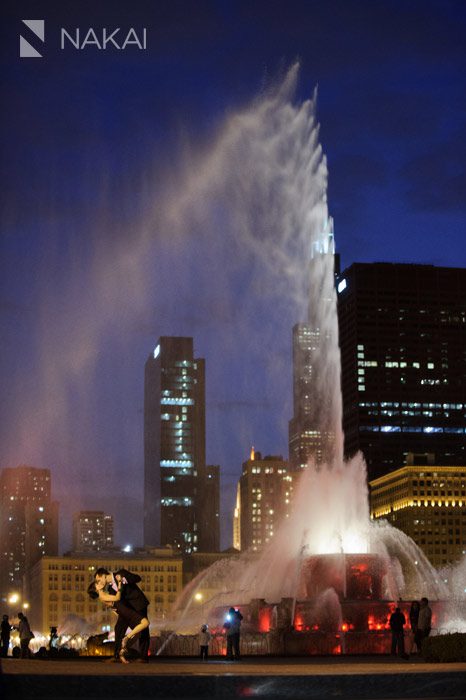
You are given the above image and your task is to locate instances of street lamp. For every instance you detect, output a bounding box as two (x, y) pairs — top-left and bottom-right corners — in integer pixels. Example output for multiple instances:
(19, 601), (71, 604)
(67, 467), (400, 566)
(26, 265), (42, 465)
(194, 592), (205, 619)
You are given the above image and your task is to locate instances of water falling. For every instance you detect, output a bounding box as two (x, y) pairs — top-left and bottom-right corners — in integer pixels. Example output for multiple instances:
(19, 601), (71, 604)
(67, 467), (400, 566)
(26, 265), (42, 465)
(162, 65), (460, 636)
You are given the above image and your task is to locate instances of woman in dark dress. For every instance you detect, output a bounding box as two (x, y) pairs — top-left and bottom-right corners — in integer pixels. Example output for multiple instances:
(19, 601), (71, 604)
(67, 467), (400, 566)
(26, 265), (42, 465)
(88, 580), (149, 663)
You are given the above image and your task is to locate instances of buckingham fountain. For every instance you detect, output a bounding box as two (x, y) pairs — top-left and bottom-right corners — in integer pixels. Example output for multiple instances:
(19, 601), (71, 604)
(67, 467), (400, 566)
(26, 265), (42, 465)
(151, 68), (462, 656)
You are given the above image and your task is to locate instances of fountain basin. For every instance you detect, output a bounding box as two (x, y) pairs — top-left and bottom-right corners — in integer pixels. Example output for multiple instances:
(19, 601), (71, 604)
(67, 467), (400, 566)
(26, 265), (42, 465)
(300, 553), (387, 601)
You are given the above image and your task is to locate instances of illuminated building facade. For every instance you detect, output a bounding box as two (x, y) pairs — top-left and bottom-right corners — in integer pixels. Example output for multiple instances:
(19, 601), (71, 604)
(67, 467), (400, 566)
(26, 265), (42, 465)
(233, 483), (241, 550)
(72, 511), (114, 552)
(144, 336), (219, 553)
(238, 449), (293, 551)
(289, 323), (327, 468)
(26, 548), (183, 634)
(289, 220), (341, 469)
(369, 458), (466, 567)
(0, 465), (58, 603)
(337, 263), (466, 480)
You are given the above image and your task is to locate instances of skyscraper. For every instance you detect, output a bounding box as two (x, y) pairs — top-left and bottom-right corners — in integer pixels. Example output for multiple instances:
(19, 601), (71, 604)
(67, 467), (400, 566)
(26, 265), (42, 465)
(337, 263), (466, 480)
(289, 219), (341, 469)
(289, 323), (323, 469)
(200, 464), (220, 552)
(144, 336), (219, 553)
(236, 449), (293, 551)
(0, 465), (58, 601)
(72, 510), (114, 552)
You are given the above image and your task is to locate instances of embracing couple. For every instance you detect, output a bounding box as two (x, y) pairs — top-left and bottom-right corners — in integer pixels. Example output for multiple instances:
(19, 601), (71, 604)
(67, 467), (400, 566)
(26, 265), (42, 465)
(88, 567), (150, 664)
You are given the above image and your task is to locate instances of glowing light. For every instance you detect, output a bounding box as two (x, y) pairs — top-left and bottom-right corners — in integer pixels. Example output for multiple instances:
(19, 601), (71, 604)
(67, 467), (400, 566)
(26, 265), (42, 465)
(8, 593), (19, 605)
(153, 344), (160, 359)
(337, 278), (347, 294)
(258, 608), (271, 633)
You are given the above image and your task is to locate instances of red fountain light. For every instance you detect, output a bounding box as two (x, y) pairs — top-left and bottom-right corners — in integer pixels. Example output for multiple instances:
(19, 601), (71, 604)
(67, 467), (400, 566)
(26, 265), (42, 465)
(258, 608), (271, 633)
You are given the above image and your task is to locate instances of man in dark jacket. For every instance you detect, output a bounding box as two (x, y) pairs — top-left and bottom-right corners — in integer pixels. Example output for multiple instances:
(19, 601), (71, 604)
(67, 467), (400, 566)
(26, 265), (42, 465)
(389, 606), (407, 658)
(95, 567), (150, 663)
(225, 607), (243, 661)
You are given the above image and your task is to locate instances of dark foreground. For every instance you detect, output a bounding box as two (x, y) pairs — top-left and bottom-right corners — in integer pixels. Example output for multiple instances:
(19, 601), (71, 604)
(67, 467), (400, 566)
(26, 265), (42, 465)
(1, 655), (466, 700)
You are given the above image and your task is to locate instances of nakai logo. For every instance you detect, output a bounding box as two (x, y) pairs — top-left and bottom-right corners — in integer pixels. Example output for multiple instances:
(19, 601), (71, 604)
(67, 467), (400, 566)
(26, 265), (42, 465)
(61, 27), (147, 50)
(19, 21), (148, 57)
(20, 20), (45, 58)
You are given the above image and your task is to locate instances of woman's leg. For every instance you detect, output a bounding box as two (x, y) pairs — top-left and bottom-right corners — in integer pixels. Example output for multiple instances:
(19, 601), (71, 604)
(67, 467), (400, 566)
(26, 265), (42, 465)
(120, 617), (149, 663)
(126, 617), (149, 640)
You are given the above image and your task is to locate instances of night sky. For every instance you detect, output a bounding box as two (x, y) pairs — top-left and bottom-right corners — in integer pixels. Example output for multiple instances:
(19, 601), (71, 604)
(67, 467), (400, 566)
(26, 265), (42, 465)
(1, 1), (465, 550)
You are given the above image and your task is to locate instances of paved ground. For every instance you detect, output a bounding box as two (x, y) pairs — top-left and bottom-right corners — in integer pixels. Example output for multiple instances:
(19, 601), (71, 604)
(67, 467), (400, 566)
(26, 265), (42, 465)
(2, 654), (466, 675)
(1, 656), (466, 699)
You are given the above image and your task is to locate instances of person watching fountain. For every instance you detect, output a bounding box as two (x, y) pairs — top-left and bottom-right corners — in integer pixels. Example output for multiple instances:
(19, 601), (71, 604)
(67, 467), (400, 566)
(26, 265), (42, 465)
(389, 606), (408, 659)
(1, 614), (12, 657)
(408, 600), (420, 653)
(16, 611), (34, 658)
(414, 597), (432, 653)
(199, 624), (212, 661)
(409, 601), (420, 634)
(224, 607), (243, 661)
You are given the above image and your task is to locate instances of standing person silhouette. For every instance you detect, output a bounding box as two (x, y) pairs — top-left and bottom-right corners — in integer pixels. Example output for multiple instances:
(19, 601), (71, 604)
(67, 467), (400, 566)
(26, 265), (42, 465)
(199, 624), (211, 661)
(17, 612), (34, 658)
(225, 607), (243, 661)
(1, 614), (12, 657)
(389, 606), (408, 658)
(415, 597), (432, 654)
(408, 600), (420, 653)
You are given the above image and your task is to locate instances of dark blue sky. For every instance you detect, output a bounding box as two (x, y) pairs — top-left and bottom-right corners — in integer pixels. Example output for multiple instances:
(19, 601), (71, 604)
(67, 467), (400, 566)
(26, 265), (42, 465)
(1, 1), (465, 550)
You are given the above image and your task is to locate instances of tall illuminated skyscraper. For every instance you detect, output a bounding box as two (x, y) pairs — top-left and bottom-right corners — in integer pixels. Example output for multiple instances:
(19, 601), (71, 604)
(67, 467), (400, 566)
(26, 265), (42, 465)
(289, 323), (320, 468)
(0, 465), (58, 602)
(289, 218), (341, 469)
(144, 336), (219, 553)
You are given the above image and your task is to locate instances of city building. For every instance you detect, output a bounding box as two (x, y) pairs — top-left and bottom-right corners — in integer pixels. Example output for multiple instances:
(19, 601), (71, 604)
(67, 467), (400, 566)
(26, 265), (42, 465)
(199, 464), (220, 552)
(26, 547), (183, 635)
(72, 511), (114, 552)
(233, 483), (241, 551)
(369, 455), (466, 567)
(0, 465), (58, 603)
(337, 263), (466, 480)
(144, 336), (220, 553)
(289, 220), (341, 468)
(289, 323), (327, 468)
(237, 449), (293, 551)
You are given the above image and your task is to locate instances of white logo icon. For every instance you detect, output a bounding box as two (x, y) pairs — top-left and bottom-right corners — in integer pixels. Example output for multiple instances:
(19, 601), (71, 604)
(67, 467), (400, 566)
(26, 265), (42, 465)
(20, 20), (45, 58)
